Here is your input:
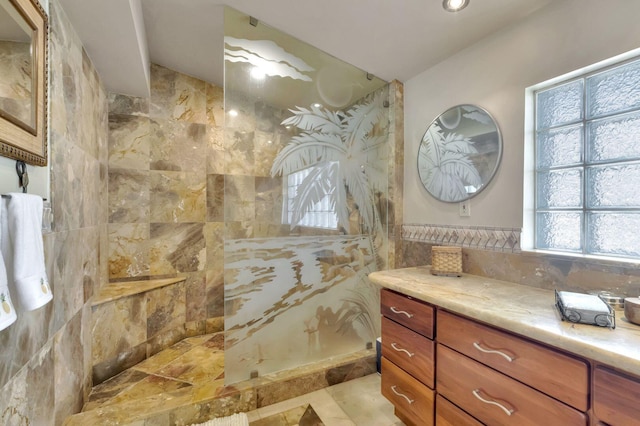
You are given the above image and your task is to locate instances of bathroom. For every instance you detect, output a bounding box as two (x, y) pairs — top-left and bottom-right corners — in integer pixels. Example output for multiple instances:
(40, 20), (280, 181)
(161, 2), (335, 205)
(1, 0), (640, 424)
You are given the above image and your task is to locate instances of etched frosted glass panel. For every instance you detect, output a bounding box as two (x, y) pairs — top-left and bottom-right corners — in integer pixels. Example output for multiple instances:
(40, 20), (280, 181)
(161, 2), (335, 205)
(588, 213), (640, 257)
(536, 124), (583, 168)
(537, 169), (582, 209)
(587, 110), (640, 162)
(587, 59), (640, 119)
(536, 80), (583, 130)
(224, 6), (389, 386)
(536, 212), (582, 251)
(587, 164), (640, 208)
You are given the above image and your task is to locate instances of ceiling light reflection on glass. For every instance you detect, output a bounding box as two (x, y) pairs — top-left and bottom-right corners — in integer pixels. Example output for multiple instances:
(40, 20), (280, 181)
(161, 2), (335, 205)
(443, 0), (470, 12)
(250, 66), (266, 80)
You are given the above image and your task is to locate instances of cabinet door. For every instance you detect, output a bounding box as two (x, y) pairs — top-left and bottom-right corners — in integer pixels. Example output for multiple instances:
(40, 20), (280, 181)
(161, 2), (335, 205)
(381, 357), (434, 426)
(437, 310), (589, 411)
(382, 316), (435, 388)
(437, 344), (587, 426)
(594, 366), (640, 425)
(436, 395), (483, 426)
(381, 289), (434, 338)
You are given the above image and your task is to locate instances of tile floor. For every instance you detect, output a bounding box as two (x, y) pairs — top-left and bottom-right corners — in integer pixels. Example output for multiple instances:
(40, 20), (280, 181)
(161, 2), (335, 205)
(246, 374), (405, 426)
(67, 332), (399, 425)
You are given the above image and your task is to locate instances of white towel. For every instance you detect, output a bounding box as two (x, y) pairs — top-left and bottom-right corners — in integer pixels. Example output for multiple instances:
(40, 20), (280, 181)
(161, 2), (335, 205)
(0, 202), (17, 331)
(1, 194), (52, 311)
(189, 413), (249, 426)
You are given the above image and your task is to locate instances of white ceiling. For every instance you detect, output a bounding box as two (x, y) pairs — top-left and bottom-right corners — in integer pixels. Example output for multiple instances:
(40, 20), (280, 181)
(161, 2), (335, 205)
(58, 0), (555, 98)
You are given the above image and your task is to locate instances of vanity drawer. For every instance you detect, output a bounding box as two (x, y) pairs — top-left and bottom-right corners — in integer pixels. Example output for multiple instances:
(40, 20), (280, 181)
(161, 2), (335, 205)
(435, 395), (483, 426)
(382, 316), (435, 388)
(437, 310), (588, 411)
(437, 345), (587, 426)
(381, 289), (434, 338)
(593, 366), (640, 425)
(381, 357), (435, 426)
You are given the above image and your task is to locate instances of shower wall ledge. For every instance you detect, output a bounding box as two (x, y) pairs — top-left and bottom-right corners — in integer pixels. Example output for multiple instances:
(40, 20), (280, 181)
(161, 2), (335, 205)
(93, 277), (186, 306)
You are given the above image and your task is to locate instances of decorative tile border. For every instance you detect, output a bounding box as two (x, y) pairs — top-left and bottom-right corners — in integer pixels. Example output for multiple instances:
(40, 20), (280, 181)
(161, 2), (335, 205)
(402, 224), (522, 253)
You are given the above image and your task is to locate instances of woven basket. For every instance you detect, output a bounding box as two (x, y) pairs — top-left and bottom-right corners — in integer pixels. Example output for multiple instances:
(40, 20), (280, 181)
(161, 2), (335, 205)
(431, 246), (462, 276)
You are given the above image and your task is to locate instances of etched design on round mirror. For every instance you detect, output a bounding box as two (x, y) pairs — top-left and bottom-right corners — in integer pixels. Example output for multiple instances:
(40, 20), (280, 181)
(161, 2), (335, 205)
(417, 104), (502, 202)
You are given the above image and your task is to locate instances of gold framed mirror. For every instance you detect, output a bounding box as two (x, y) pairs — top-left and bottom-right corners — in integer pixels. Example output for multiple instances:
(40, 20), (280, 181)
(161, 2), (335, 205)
(0, 0), (47, 166)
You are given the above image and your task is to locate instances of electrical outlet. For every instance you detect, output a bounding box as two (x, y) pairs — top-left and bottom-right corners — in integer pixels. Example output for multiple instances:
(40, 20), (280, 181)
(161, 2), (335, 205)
(459, 200), (471, 217)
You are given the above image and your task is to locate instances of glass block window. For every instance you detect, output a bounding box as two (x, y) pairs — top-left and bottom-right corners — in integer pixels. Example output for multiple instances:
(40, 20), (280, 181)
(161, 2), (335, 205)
(285, 165), (339, 230)
(534, 57), (640, 258)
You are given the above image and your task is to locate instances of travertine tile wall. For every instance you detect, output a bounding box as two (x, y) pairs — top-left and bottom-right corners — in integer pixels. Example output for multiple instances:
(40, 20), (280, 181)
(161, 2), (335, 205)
(0, 0), (109, 424)
(99, 64), (225, 381)
(389, 81), (404, 269)
(401, 240), (640, 297)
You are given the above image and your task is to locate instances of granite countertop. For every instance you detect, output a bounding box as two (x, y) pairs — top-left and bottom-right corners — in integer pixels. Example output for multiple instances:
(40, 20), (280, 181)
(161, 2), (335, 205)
(369, 266), (640, 377)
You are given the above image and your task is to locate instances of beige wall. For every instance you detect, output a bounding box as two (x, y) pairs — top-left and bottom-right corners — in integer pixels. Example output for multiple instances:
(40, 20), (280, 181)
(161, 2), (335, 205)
(404, 0), (640, 228)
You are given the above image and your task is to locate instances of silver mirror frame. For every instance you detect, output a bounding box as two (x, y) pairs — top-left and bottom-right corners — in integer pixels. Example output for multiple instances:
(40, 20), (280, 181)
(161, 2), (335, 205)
(417, 104), (502, 203)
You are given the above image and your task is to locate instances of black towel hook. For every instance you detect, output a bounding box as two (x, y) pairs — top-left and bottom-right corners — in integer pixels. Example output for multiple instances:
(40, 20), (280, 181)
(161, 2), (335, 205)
(16, 160), (28, 193)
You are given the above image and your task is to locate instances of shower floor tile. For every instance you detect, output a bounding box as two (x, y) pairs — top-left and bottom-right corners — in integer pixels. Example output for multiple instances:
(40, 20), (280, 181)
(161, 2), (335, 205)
(70, 332), (398, 425)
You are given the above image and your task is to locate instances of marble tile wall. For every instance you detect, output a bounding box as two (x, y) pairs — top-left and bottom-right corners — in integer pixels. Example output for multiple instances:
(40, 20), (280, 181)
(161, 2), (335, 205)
(388, 81), (404, 270)
(0, 0), (109, 424)
(401, 240), (640, 298)
(98, 64), (225, 382)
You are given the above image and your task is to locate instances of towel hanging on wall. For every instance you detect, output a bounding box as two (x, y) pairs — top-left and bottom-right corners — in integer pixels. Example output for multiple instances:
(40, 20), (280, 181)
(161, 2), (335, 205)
(1, 193), (52, 311)
(0, 204), (17, 331)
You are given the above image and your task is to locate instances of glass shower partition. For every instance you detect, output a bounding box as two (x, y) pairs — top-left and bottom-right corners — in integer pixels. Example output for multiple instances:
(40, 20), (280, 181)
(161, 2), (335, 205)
(223, 7), (391, 384)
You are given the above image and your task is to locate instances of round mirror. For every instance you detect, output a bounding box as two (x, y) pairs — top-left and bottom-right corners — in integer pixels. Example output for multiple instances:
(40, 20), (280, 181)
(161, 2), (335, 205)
(417, 104), (502, 202)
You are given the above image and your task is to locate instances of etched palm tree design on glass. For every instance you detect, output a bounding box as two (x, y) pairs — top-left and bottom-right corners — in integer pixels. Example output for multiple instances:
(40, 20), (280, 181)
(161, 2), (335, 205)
(418, 104), (502, 202)
(271, 92), (387, 233)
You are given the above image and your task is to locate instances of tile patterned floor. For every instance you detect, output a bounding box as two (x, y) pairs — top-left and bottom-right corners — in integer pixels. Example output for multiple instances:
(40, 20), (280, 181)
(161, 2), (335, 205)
(246, 374), (405, 426)
(67, 332), (399, 425)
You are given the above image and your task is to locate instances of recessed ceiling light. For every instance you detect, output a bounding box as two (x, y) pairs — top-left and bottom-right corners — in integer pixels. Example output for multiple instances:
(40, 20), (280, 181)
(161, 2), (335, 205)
(228, 109), (238, 117)
(312, 103), (322, 108)
(443, 0), (469, 12)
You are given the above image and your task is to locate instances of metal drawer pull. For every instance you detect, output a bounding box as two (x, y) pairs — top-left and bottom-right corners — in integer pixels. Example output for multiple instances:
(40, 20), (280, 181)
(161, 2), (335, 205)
(390, 306), (413, 318)
(391, 385), (414, 404)
(472, 389), (514, 416)
(391, 343), (414, 357)
(473, 342), (514, 362)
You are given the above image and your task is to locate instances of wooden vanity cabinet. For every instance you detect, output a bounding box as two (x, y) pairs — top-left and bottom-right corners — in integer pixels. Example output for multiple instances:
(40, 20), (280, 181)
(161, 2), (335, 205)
(437, 310), (589, 411)
(381, 357), (435, 426)
(436, 311), (588, 425)
(437, 344), (587, 425)
(380, 289), (435, 426)
(381, 288), (434, 338)
(380, 289), (590, 426)
(593, 366), (640, 425)
(435, 395), (483, 426)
